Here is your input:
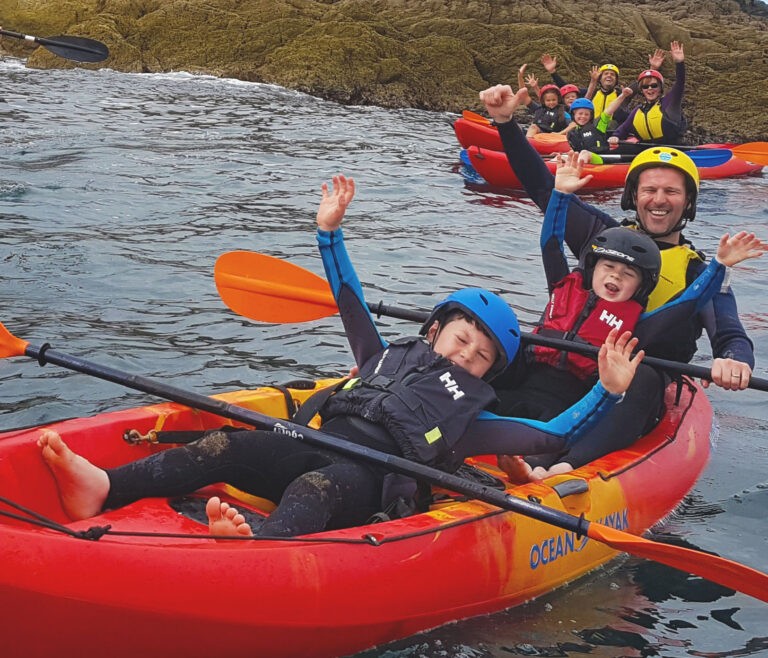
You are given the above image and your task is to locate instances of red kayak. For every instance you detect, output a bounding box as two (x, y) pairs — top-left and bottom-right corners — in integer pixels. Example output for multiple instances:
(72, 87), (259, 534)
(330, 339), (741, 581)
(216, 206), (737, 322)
(464, 145), (765, 190)
(454, 117), (571, 154)
(0, 377), (713, 658)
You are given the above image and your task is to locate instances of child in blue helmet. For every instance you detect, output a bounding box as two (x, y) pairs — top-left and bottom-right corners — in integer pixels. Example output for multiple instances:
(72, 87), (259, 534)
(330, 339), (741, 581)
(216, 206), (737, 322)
(39, 175), (644, 540)
(565, 88), (634, 154)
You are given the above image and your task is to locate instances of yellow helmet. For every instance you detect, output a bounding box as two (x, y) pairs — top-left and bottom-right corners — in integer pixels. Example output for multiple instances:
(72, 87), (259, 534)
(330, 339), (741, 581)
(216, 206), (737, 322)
(621, 147), (700, 221)
(598, 63), (620, 77)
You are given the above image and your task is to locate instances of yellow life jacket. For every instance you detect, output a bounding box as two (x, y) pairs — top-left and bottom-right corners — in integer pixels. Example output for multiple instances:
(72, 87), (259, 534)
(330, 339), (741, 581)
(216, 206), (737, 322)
(646, 245), (703, 312)
(592, 89), (619, 118)
(632, 102), (664, 140)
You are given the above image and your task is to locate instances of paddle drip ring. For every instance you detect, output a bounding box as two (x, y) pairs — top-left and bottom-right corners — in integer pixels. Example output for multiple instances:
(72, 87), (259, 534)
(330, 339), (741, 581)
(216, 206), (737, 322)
(36, 342), (51, 366)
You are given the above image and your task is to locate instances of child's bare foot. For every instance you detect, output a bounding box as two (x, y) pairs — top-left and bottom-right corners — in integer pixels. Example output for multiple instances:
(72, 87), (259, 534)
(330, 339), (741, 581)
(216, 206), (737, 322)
(38, 430), (110, 520)
(206, 496), (253, 540)
(497, 454), (533, 484)
(530, 462), (575, 481)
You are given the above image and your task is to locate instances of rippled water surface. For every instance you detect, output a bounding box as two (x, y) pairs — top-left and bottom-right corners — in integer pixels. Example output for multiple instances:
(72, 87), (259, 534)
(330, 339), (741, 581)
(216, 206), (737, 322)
(1, 59), (766, 657)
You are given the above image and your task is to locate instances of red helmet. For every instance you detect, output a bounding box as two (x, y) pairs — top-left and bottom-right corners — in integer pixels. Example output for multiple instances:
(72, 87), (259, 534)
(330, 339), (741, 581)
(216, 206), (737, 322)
(637, 69), (664, 84)
(559, 84), (579, 97)
(538, 84), (561, 99)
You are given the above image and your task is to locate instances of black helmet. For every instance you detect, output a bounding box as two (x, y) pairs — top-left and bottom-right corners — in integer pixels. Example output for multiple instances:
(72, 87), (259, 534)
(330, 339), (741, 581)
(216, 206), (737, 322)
(582, 228), (661, 305)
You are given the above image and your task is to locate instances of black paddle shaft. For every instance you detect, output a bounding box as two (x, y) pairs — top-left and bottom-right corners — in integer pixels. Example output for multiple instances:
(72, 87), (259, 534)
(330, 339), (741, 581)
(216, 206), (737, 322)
(26, 342), (589, 536)
(365, 301), (768, 391)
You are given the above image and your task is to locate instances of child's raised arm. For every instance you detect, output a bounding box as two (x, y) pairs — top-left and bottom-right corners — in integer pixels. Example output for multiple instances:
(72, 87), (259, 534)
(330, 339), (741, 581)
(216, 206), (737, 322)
(597, 329), (644, 396)
(715, 231), (768, 267)
(317, 174), (356, 232)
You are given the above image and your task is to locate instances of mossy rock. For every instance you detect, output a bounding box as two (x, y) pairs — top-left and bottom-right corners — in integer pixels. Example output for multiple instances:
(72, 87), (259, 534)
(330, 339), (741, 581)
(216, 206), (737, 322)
(2, 0), (767, 140)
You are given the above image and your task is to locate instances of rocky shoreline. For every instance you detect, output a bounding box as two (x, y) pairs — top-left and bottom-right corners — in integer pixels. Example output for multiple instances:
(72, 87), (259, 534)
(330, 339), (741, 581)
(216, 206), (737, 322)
(2, 0), (767, 142)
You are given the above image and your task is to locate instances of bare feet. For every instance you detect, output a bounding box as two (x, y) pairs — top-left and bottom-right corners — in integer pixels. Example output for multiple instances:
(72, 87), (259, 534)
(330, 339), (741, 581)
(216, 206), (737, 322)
(38, 430), (110, 520)
(530, 462), (575, 481)
(497, 454), (533, 484)
(206, 496), (253, 539)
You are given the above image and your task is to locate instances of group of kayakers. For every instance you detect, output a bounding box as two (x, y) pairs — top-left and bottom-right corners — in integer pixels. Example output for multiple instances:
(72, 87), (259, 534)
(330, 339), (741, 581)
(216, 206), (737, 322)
(516, 42), (688, 154)
(37, 43), (768, 541)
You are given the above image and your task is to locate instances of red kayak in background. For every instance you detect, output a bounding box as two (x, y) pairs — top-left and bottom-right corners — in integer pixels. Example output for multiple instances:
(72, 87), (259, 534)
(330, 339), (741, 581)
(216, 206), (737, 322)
(463, 145), (765, 190)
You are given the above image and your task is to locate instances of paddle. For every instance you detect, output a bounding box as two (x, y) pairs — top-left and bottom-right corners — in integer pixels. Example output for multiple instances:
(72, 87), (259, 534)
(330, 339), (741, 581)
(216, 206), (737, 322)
(587, 149), (732, 168)
(214, 251), (768, 392)
(462, 110), (492, 125)
(0, 29), (109, 63)
(1, 321), (766, 603)
(619, 141), (768, 166)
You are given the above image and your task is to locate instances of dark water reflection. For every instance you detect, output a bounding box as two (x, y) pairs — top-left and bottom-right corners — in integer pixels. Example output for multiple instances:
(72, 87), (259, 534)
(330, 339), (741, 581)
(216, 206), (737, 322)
(1, 59), (766, 657)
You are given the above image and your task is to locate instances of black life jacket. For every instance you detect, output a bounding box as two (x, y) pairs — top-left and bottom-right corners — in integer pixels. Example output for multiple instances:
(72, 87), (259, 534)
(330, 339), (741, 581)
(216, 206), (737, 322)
(320, 337), (497, 470)
(567, 124), (608, 153)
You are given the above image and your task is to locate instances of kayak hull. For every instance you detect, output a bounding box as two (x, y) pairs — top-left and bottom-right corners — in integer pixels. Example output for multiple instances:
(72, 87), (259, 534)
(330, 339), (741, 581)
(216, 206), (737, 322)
(0, 377), (711, 658)
(464, 145), (764, 190)
(454, 117), (571, 154)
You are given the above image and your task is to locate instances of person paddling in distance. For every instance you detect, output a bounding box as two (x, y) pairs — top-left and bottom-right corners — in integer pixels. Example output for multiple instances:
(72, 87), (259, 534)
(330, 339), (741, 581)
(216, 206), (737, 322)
(38, 175), (644, 538)
(521, 83), (571, 137)
(565, 88), (634, 154)
(540, 50), (666, 129)
(499, 151), (768, 482)
(478, 82), (761, 472)
(609, 41), (687, 150)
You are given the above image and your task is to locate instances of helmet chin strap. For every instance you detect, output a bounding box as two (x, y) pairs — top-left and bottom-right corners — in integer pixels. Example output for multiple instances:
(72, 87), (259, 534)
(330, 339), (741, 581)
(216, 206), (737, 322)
(635, 213), (688, 239)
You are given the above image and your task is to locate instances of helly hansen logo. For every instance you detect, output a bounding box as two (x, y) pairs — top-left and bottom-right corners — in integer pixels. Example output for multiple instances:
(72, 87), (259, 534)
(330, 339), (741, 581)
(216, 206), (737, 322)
(439, 372), (465, 400)
(599, 309), (623, 330)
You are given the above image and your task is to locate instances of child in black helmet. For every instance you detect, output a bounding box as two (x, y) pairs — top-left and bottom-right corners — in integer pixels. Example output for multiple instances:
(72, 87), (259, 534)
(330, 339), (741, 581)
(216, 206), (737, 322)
(499, 151), (767, 482)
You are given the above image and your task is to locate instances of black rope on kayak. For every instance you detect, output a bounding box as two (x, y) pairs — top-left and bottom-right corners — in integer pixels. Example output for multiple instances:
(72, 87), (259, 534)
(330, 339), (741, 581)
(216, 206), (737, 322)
(0, 492), (506, 544)
(0, 494), (111, 539)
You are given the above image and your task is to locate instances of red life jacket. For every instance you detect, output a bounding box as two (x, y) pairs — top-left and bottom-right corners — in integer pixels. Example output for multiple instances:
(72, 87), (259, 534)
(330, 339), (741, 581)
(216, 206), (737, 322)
(532, 272), (643, 379)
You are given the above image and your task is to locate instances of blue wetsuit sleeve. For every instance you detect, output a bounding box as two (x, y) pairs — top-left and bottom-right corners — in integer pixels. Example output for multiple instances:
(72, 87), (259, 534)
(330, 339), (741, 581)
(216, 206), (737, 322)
(541, 190), (573, 290)
(317, 228), (387, 367)
(702, 288), (755, 367)
(454, 381), (622, 458)
(634, 258), (726, 347)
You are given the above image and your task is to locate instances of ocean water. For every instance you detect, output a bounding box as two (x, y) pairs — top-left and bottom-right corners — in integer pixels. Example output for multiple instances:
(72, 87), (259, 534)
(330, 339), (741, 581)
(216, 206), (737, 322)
(1, 58), (766, 657)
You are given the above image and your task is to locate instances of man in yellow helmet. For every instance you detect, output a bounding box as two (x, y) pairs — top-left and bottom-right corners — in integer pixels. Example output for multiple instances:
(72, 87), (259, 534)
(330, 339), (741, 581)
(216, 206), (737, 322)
(478, 82), (755, 474)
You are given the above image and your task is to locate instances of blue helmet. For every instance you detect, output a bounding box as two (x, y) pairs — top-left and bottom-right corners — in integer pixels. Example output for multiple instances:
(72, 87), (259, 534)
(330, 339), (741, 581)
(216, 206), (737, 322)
(569, 98), (594, 113)
(421, 288), (521, 379)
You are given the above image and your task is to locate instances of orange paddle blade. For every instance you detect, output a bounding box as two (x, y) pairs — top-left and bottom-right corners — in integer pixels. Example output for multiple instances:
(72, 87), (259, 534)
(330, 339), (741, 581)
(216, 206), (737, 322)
(0, 322), (29, 358)
(462, 110), (492, 125)
(731, 142), (768, 166)
(588, 523), (768, 602)
(531, 133), (569, 145)
(214, 251), (339, 323)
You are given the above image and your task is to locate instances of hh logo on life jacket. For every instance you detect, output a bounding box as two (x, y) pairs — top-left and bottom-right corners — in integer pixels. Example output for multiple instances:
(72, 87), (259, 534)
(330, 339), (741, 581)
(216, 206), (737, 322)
(439, 372), (465, 400)
(599, 309), (624, 330)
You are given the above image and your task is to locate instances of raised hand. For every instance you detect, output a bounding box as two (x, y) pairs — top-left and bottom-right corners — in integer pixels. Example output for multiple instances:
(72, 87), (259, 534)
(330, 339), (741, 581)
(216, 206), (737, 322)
(553, 151), (594, 193)
(541, 53), (557, 73)
(479, 84), (529, 123)
(715, 231), (768, 267)
(317, 174), (356, 232)
(648, 48), (665, 70)
(597, 329), (644, 396)
(670, 41), (685, 63)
